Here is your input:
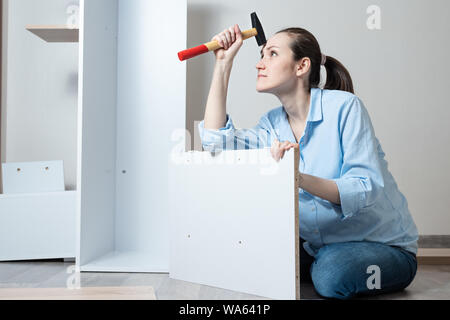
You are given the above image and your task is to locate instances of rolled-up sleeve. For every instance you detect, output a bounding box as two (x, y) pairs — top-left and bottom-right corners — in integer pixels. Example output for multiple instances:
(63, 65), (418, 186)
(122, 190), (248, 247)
(198, 114), (273, 151)
(333, 97), (384, 220)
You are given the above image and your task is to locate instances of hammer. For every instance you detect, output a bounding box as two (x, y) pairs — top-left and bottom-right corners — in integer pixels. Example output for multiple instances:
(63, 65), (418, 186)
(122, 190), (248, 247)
(178, 12), (267, 61)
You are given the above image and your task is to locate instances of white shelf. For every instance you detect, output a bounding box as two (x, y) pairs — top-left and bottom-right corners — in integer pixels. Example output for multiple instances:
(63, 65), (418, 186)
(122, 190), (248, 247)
(26, 25), (79, 43)
(80, 251), (168, 273)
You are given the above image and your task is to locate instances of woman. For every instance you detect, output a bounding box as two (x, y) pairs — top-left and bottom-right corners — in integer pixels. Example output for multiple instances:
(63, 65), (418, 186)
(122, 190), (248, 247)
(198, 24), (418, 300)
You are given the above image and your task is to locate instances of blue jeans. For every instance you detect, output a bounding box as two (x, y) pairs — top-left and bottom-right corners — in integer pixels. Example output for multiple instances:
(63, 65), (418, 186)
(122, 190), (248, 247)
(300, 238), (417, 300)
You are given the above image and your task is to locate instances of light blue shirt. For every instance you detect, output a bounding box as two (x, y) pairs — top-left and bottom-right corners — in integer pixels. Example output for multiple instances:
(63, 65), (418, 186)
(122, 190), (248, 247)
(198, 88), (419, 257)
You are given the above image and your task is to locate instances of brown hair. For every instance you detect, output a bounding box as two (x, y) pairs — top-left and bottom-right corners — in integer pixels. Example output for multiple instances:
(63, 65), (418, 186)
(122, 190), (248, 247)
(276, 27), (354, 94)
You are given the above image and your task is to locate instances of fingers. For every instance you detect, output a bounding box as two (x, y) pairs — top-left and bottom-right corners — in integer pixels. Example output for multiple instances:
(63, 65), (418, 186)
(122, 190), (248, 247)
(280, 141), (291, 148)
(270, 140), (279, 160)
(223, 29), (231, 48)
(228, 26), (235, 43)
(280, 141), (297, 152)
(213, 24), (242, 50)
(235, 24), (242, 40)
(278, 142), (290, 160)
(271, 139), (298, 162)
(212, 35), (223, 48)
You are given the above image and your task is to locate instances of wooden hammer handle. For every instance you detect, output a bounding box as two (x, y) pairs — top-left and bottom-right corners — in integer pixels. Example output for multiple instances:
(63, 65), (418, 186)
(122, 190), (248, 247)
(205, 28), (258, 51)
(178, 28), (258, 61)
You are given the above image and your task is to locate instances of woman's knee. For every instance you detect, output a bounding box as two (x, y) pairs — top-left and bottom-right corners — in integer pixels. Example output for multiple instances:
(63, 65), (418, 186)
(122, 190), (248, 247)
(309, 242), (376, 299)
(311, 264), (356, 300)
(310, 246), (358, 299)
(309, 242), (418, 299)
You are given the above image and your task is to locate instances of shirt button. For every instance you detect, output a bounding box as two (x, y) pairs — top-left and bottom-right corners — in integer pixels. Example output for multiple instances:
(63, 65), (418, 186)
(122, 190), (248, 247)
(314, 230), (319, 234)
(311, 207), (315, 211)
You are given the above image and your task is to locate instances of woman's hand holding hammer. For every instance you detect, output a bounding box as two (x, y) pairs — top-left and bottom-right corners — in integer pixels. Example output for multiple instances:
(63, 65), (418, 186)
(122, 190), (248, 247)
(211, 24), (244, 63)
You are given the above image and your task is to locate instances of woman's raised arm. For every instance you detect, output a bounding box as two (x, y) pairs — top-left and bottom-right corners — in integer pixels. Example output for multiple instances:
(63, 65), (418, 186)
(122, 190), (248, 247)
(204, 24), (243, 130)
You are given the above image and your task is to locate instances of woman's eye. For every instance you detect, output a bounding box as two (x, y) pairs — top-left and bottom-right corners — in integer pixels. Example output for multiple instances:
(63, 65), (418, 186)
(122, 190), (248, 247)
(260, 51), (277, 59)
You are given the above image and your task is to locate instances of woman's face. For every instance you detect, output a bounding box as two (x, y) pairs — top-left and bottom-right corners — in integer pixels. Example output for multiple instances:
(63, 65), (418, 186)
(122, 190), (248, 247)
(256, 33), (305, 95)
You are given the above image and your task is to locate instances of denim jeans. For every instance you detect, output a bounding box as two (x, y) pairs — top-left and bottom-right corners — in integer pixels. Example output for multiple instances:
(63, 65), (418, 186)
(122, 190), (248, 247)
(300, 238), (418, 300)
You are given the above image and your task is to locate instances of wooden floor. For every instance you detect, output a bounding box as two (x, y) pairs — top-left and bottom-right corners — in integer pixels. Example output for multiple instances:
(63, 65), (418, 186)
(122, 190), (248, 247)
(0, 260), (449, 300)
(0, 286), (156, 300)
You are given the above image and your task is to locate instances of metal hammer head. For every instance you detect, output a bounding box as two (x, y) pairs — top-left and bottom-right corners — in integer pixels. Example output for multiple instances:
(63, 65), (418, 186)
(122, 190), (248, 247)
(251, 12), (267, 47)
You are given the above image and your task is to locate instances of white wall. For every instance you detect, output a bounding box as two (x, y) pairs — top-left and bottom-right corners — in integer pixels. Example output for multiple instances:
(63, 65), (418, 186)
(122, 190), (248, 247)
(1, 0), (79, 191)
(186, 0), (450, 235)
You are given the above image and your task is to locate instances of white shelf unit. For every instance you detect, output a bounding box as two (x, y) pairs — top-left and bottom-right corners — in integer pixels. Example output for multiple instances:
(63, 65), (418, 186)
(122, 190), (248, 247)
(1, 24), (79, 262)
(0, 161), (74, 261)
(0, 191), (76, 261)
(76, 0), (186, 272)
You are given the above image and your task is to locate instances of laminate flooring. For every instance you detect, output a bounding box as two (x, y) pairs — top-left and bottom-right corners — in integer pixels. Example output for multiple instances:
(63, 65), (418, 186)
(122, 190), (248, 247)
(0, 260), (449, 300)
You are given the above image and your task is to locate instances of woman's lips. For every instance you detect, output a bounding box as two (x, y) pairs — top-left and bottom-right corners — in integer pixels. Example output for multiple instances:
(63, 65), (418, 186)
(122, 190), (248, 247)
(258, 75), (267, 78)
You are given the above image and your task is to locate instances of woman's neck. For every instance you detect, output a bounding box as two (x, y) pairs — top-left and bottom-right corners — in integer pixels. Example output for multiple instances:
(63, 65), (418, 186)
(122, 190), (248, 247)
(278, 86), (311, 124)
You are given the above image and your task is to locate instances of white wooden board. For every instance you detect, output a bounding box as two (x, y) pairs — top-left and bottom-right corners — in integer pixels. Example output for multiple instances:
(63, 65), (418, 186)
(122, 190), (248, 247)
(77, 0), (186, 272)
(76, 0), (118, 271)
(0, 191), (76, 261)
(169, 148), (300, 300)
(2, 160), (65, 194)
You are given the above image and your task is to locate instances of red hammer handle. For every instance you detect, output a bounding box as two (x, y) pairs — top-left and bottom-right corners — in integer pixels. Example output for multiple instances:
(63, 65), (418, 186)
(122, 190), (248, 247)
(178, 44), (209, 61)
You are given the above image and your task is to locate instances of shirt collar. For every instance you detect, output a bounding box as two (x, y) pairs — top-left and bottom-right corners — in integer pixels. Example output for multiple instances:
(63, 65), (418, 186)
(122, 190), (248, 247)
(278, 88), (323, 143)
(305, 87), (323, 123)
(282, 87), (323, 123)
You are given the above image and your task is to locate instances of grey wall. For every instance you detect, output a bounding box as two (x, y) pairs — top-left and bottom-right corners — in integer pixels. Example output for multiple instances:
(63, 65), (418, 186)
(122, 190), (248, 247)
(186, 0), (450, 235)
(1, 0), (448, 234)
(1, 0), (78, 191)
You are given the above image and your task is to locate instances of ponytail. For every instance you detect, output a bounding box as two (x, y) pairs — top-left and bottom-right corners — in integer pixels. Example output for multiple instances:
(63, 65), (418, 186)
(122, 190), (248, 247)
(277, 28), (354, 94)
(323, 55), (354, 94)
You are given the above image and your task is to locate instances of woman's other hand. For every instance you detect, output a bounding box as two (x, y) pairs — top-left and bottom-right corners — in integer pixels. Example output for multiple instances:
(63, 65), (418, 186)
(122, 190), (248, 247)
(271, 139), (299, 162)
(211, 24), (243, 63)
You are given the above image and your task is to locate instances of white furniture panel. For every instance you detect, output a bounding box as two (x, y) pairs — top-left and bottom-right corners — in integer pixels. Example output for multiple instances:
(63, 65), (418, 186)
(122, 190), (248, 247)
(2, 160), (65, 194)
(76, 0), (118, 269)
(169, 148), (300, 300)
(77, 0), (187, 272)
(0, 191), (76, 261)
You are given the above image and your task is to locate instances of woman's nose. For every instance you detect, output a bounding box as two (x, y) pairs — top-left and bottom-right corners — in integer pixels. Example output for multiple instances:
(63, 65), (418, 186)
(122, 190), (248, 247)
(256, 59), (265, 70)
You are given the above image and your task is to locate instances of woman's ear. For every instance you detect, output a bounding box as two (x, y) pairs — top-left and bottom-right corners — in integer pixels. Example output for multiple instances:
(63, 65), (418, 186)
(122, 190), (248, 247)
(296, 57), (311, 77)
